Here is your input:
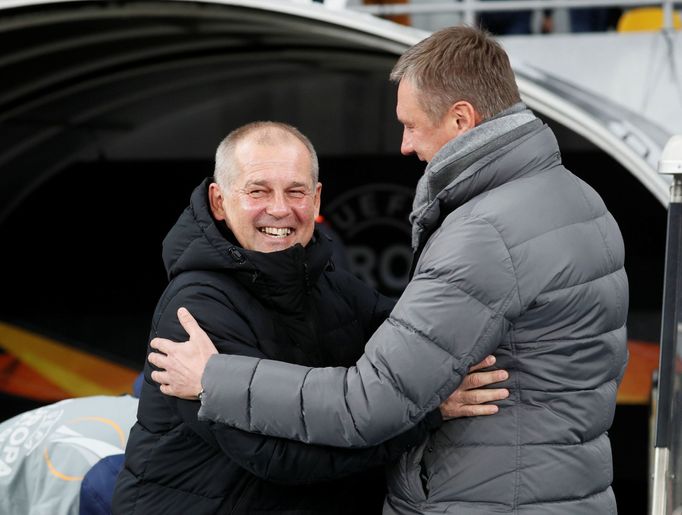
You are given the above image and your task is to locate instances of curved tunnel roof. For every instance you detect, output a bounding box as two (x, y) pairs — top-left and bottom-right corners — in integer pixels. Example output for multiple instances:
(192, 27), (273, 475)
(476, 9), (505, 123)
(0, 0), (672, 223)
(0, 0), (421, 222)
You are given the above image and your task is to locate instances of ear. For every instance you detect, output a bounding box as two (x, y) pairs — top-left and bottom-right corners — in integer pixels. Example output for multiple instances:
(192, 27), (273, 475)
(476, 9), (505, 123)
(208, 182), (227, 221)
(313, 182), (322, 219)
(449, 101), (481, 134)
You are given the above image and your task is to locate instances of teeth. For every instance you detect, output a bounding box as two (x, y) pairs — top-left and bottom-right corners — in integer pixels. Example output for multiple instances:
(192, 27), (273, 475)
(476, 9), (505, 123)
(260, 227), (292, 237)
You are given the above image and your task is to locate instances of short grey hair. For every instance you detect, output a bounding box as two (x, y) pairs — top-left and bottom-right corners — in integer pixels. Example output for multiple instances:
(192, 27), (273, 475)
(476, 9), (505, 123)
(214, 121), (319, 189)
(390, 26), (520, 123)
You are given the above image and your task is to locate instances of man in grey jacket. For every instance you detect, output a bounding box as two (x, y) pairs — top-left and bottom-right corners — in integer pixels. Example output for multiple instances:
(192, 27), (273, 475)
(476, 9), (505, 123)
(150, 26), (629, 513)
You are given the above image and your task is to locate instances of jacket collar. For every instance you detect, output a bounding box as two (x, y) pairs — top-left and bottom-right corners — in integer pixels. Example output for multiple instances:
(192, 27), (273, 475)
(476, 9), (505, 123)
(410, 120), (562, 263)
(162, 178), (332, 313)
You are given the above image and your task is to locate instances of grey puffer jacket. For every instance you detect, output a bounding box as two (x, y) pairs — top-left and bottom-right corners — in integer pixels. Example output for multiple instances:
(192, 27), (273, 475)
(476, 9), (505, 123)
(198, 118), (629, 514)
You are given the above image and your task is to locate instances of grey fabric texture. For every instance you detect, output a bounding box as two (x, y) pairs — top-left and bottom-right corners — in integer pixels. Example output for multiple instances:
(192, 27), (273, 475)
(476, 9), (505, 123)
(199, 120), (628, 513)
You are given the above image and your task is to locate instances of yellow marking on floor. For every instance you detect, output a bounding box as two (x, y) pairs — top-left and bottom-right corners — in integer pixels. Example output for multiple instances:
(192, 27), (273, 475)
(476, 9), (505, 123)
(0, 321), (139, 397)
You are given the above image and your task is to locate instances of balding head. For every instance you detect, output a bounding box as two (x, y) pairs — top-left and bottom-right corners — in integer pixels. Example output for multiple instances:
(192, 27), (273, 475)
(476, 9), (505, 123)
(208, 121), (322, 253)
(214, 121), (319, 189)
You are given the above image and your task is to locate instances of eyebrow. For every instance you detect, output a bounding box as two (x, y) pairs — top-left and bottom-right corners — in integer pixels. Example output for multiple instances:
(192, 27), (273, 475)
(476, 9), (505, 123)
(243, 180), (310, 188)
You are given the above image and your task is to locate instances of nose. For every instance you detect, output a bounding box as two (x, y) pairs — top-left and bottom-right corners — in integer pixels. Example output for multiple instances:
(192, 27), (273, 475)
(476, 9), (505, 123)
(265, 191), (291, 218)
(400, 128), (413, 156)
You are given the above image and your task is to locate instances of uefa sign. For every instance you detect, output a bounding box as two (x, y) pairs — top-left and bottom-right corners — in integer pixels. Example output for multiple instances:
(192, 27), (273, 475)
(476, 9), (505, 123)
(324, 183), (415, 298)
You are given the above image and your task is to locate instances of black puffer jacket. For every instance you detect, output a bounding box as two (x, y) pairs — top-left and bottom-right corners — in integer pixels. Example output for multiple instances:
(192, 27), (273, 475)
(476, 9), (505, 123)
(112, 179), (437, 515)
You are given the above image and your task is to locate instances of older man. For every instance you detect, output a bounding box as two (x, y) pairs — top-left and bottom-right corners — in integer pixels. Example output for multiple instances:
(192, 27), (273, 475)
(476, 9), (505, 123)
(113, 121), (506, 515)
(151, 26), (628, 514)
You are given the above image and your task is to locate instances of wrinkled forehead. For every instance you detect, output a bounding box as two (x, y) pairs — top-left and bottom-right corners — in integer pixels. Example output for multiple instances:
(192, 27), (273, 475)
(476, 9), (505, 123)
(233, 137), (314, 186)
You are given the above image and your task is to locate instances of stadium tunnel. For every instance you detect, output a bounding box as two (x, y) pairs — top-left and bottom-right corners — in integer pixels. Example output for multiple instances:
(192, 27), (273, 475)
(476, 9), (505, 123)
(0, 1), (665, 510)
(0, 0), (665, 380)
(0, 0), (422, 361)
(0, 0), (664, 368)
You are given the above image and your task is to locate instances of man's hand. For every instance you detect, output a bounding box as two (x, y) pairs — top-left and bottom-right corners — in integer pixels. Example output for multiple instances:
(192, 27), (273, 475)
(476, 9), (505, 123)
(148, 307), (218, 400)
(440, 355), (509, 420)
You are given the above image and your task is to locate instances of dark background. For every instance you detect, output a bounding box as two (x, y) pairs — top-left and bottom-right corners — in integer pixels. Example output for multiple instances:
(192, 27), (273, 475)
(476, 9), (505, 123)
(0, 147), (664, 513)
(0, 3), (666, 512)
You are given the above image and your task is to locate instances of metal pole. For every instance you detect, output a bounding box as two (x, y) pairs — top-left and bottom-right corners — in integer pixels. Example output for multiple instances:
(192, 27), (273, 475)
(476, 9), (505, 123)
(662, 0), (674, 30)
(652, 447), (671, 515)
(652, 136), (682, 515)
(462, 0), (476, 26)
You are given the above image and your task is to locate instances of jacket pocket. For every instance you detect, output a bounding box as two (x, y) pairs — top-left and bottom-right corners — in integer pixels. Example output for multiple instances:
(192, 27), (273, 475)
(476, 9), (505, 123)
(387, 439), (429, 504)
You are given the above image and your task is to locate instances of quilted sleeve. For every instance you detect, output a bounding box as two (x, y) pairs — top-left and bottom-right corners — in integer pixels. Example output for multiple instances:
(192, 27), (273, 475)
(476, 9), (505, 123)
(199, 216), (519, 446)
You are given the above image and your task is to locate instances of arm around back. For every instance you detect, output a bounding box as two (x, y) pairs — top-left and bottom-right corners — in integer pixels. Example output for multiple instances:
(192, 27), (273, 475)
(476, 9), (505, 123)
(199, 216), (519, 447)
(154, 282), (438, 483)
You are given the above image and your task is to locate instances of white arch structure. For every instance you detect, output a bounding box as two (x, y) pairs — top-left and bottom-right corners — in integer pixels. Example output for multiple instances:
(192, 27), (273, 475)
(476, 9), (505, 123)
(0, 0), (677, 221)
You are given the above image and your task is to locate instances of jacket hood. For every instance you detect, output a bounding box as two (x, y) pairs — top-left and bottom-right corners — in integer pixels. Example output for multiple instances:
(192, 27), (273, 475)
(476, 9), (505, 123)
(162, 178), (237, 279)
(162, 179), (333, 309)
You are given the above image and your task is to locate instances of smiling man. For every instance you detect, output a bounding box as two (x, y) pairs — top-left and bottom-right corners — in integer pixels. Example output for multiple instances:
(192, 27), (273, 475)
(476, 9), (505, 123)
(113, 121), (507, 515)
(208, 127), (322, 253)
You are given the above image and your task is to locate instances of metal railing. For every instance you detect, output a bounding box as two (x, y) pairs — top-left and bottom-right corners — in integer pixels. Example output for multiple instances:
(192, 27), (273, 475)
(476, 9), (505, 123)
(320, 0), (681, 30)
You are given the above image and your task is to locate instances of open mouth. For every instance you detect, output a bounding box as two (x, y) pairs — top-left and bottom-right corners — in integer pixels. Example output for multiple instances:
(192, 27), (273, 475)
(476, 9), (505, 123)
(259, 227), (293, 238)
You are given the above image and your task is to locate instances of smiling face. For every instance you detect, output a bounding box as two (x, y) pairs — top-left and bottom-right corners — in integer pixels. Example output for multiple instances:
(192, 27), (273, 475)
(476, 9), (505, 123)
(209, 135), (321, 253)
(396, 78), (462, 163)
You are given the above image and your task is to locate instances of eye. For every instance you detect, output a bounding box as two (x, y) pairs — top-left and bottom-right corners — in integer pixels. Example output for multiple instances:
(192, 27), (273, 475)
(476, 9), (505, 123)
(247, 189), (267, 198)
(288, 189), (306, 198)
